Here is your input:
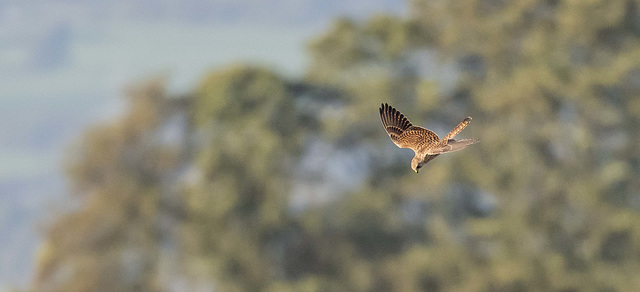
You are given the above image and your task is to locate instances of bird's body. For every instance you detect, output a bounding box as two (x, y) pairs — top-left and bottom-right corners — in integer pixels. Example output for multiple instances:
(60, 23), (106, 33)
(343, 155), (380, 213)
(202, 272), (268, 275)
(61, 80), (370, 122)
(379, 103), (478, 173)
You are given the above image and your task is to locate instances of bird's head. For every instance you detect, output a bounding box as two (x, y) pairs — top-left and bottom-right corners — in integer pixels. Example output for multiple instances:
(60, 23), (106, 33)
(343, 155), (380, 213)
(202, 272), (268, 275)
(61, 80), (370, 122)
(411, 157), (423, 173)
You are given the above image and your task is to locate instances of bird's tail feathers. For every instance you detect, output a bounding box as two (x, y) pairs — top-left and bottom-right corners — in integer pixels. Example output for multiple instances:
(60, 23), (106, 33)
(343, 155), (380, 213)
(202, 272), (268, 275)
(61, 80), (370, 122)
(443, 117), (472, 141)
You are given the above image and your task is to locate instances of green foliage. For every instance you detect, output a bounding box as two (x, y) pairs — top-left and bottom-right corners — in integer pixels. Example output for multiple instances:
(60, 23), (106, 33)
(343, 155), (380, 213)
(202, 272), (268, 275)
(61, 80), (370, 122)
(32, 79), (175, 292)
(184, 65), (308, 291)
(33, 0), (640, 291)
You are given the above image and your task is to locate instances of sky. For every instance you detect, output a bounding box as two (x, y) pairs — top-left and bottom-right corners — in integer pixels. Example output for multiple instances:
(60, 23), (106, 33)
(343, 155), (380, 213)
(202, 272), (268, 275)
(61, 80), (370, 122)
(0, 0), (405, 288)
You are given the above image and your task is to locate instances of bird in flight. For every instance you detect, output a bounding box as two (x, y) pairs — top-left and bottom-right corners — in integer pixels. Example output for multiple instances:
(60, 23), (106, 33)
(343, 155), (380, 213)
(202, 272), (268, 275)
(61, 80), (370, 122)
(379, 103), (478, 173)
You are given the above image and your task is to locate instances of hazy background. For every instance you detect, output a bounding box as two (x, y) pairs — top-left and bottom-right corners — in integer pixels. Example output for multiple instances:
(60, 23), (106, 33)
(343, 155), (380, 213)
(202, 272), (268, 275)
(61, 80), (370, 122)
(0, 1), (402, 289)
(3, 0), (640, 291)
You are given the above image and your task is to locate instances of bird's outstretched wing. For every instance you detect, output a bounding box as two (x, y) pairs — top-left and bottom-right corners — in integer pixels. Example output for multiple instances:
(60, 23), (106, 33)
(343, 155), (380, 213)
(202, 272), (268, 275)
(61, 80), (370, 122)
(379, 103), (439, 152)
(426, 138), (479, 155)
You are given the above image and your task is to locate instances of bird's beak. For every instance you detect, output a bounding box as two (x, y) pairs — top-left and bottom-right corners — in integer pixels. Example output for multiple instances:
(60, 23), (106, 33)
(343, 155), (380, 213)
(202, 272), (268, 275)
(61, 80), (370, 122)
(414, 169), (418, 173)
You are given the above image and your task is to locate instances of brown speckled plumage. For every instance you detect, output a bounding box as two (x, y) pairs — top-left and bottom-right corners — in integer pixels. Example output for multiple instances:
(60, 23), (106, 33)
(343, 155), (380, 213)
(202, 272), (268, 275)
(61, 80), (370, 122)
(379, 103), (478, 173)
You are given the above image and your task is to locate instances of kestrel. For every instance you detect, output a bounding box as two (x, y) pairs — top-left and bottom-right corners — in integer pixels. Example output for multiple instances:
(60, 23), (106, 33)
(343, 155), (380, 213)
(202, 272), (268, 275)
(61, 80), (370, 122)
(379, 103), (478, 173)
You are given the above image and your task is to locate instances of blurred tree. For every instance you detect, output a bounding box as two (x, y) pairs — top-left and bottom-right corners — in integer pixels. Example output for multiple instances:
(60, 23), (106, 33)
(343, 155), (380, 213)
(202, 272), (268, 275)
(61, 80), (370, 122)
(304, 0), (640, 290)
(32, 0), (640, 291)
(182, 65), (307, 291)
(32, 79), (190, 291)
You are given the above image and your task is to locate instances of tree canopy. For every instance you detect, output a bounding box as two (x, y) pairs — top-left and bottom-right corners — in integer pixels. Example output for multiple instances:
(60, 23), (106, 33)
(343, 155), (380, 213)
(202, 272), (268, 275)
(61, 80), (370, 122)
(33, 0), (640, 291)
